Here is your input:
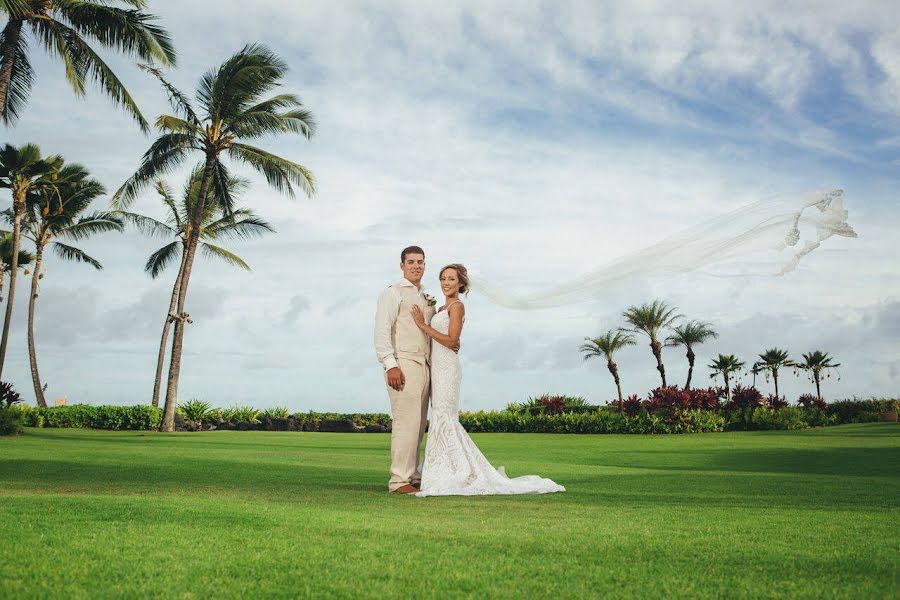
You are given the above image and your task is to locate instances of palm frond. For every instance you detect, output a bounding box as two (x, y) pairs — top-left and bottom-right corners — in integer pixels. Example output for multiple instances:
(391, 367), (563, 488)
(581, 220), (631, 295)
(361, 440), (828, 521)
(200, 242), (250, 271)
(0, 18), (33, 124)
(114, 210), (173, 238)
(144, 240), (181, 278)
(61, 211), (123, 241)
(139, 63), (199, 124)
(203, 213), (274, 240)
(51, 241), (102, 269)
(112, 133), (193, 208)
(229, 143), (316, 198)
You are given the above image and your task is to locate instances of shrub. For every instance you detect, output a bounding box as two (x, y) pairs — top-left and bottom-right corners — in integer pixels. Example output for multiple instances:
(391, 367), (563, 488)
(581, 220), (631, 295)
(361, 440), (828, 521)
(0, 406), (24, 435)
(752, 406), (808, 430)
(767, 395), (789, 409)
(797, 394), (827, 411)
(179, 399), (213, 423)
(32, 405), (162, 430)
(622, 394), (642, 416)
(827, 398), (898, 423)
(1, 381), (23, 407)
(222, 405), (260, 423)
(458, 408), (725, 434)
(260, 406), (291, 419)
(730, 385), (767, 409)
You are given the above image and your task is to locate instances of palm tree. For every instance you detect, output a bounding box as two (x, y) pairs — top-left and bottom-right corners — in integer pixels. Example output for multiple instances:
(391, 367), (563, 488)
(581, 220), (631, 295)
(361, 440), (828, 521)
(797, 351), (839, 403)
(0, 143), (66, 380)
(753, 348), (794, 400)
(708, 354), (745, 403)
(1, 229), (32, 302)
(21, 164), (121, 405)
(622, 300), (682, 387)
(113, 44), (316, 431)
(0, 0), (175, 127)
(118, 168), (273, 407)
(665, 320), (718, 389)
(580, 330), (636, 411)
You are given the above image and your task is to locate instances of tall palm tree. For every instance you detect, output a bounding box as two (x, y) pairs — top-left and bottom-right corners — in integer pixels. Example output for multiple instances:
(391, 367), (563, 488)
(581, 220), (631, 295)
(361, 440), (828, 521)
(622, 300), (682, 387)
(665, 320), (718, 390)
(1, 228), (32, 302)
(708, 354), (745, 403)
(21, 165), (121, 405)
(797, 350), (839, 403)
(753, 348), (794, 400)
(113, 44), (316, 431)
(0, 143), (65, 379)
(580, 330), (636, 411)
(118, 168), (273, 407)
(0, 0), (175, 127)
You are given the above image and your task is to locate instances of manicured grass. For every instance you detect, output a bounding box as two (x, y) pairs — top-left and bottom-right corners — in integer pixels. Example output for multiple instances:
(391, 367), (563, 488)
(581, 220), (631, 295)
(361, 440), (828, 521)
(2, 425), (898, 599)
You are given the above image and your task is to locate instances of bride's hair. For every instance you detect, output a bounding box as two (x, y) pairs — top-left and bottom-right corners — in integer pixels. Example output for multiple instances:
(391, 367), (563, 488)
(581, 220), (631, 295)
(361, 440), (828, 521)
(440, 264), (469, 295)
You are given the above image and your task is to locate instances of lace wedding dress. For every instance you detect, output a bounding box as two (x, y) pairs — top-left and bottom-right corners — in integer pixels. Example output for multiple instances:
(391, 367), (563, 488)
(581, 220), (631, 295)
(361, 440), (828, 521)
(417, 306), (565, 497)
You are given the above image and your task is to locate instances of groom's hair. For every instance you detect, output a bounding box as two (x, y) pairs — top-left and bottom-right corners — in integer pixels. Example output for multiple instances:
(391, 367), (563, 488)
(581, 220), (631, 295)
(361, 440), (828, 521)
(401, 245), (425, 262)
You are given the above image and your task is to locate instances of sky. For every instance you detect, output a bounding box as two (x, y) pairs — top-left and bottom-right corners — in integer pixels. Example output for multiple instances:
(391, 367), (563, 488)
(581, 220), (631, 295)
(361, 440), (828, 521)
(2, 0), (899, 412)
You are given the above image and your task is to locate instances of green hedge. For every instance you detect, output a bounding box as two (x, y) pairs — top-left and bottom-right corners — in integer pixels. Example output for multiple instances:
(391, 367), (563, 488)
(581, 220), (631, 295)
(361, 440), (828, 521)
(460, 408), (726, 434)
(20, 405), (162, 430)
(826, 398), (898, 423)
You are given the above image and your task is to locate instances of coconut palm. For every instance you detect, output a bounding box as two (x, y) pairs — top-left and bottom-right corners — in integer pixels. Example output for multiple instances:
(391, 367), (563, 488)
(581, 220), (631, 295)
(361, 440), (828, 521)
(797, 350), (839, 403)
(113, 44), (316, 431)
(580, 330), (636, 411)
(753, 348), (795, 401)
(0, 0), (175, 127)
(21, 165), (121, 405)
(118, 168), (273, 407)
(1, 228), (32, 302)
(708, 354), (745, 403)
(622, 300), (682, 387)
(665, 320), (717, 390)
(0, 143), (68, 379)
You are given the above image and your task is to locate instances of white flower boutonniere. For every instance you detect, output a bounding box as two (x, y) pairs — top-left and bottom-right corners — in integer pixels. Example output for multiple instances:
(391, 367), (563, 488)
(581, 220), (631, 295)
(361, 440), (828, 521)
(423, 293), (437, 307)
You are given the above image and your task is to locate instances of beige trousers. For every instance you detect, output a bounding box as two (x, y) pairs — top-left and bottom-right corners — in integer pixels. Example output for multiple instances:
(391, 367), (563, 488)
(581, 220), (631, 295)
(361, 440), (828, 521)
(386, 357), (430, 491)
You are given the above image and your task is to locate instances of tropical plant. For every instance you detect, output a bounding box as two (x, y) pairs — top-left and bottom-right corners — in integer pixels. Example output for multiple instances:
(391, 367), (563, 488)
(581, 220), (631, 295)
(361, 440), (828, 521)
(112, 44), (316, 431)
(753, 348), (795, 400)
(178, 398), (212, 423)
(19, 163), (121, 406)
(622, 300), (682, 387)
(260, 406), (290, 419)
(0, 378), (20, 405)
(221, 405), (259, 424)
(796, 351), (839, 403)
(0, 143), (68, 379)
(0, 0), (175, 127)
(580, 330), (636, 411)
(118, 168), (273, 407)
(665, 320), (717, 389)
(1, 228), (32, 301)
(0, 379), (22, 434)
(797, 393), (827, 411)
(708, 353), (745, 403)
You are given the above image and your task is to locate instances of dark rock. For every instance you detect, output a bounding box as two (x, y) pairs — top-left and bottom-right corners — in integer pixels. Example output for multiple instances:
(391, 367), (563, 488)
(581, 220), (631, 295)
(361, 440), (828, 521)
(319, 418), (358, 433)
(174, 412), (186, 427)
(301, 420), (320, 432)
(205, 423), (217, 431)
(287, 416), (301, 431)
(236, 420), (256, 431)
(218, 421), (236, 431)
(264, 417), (291, 431)
(363, 424), (387, 433)
(385, 420), (392, 433)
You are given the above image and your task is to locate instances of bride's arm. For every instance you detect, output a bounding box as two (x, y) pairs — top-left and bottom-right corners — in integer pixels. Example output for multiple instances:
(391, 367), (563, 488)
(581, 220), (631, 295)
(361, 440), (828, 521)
(411, 303), (465, 350)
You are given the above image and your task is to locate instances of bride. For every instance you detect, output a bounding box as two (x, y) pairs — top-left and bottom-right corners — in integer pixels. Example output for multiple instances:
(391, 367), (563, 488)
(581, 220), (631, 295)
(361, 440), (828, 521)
(410, 264), (565, 497)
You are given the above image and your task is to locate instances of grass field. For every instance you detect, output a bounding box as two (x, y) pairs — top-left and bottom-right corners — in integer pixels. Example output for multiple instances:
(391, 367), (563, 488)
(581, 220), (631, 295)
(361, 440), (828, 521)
(2, 425), (898, 599)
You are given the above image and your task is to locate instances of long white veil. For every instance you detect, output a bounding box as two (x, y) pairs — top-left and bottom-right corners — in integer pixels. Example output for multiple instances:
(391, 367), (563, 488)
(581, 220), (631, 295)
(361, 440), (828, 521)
(468, 189), (856, 310)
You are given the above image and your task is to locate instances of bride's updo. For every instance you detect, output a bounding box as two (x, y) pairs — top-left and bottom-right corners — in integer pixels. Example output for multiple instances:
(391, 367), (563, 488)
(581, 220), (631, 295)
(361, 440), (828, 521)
(440, 263), (469, 296)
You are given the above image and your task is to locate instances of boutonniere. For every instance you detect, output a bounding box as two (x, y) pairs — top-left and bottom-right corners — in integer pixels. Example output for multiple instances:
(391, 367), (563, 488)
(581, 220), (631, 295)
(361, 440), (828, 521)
(423, 293), (437, 307)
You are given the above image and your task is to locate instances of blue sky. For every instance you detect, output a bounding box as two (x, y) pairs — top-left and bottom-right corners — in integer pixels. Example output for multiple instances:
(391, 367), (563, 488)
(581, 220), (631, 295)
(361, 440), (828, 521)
(2, 0), (898, 411)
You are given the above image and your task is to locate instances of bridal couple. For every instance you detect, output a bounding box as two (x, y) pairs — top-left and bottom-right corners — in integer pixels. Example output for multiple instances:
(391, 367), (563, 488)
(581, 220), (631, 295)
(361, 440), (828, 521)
(374, 246), (565, 497)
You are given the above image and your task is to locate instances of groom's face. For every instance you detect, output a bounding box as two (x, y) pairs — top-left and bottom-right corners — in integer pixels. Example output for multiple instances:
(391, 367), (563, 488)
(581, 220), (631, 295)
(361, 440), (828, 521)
(401, 253), (425, 285)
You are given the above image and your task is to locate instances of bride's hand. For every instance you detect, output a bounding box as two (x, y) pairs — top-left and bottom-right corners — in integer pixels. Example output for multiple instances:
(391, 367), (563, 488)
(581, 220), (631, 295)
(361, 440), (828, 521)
(410, 305), (426, 328)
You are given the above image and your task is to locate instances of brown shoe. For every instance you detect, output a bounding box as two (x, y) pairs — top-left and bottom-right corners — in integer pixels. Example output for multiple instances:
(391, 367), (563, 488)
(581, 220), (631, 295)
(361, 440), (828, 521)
(391, 484), (418, 494)
(411, 481), (421, 490)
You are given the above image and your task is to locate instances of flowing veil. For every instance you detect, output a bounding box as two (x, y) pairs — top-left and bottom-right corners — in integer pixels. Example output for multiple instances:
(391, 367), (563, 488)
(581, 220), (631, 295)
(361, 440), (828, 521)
(467, 189), (856, 310)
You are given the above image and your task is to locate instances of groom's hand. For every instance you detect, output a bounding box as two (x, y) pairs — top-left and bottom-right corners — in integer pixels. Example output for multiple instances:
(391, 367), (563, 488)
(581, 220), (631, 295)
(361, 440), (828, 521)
(386, 367), (405, 391)
(451, 341), (460, 353)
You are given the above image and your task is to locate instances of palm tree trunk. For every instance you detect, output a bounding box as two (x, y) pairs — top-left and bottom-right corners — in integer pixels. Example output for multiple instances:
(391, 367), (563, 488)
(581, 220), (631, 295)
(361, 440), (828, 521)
(0, 19), (24, 124)
(814, 371), (821, 402)
(151, 248), (186, 407)
(0, 193), (24, 380)
(607, 360), (622, 412)
(724, 372), (731, 403)
(651, 339), (666, 387)
(27, 247), (46, 407)
(773, 369), (780, 400)
(685, 348), (695, 390)
(160, 154), (216, 431)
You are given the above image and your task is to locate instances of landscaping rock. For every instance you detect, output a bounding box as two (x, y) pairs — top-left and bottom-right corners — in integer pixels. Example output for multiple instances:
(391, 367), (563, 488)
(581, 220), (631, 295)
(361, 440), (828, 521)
(302, 420), (320, 432)
(286, 416), (301, 431)
(217, 421), (236, 430)
(264, 417), (291, 431)
(319, 418), (358, 433)
(363, 424), (387, 433)
(235, 420), (257, 431)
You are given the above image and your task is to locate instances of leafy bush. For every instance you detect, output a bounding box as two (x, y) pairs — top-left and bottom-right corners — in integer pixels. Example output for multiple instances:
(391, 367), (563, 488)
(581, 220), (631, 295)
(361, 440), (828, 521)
(827, 398), (898, 423)
(221, 405), (260, 423)
(797, 394), (826, 411)
(458, 408), (724, 434)
(622, 394), (642, 416)
(751, 407), (808, 430)
(0, 381), (25, 435)
(32, 405), (162, 430)
(260, 406), (291, 419)
(1, 381), (23, 407)
(179, 399), (213, 423)
(508, 394), (599, 415)
(767, 395), (789, 409)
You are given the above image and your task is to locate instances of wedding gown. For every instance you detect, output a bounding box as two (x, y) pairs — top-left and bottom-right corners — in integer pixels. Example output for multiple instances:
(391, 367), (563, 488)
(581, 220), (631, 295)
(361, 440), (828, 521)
(416, 306), (565, 497)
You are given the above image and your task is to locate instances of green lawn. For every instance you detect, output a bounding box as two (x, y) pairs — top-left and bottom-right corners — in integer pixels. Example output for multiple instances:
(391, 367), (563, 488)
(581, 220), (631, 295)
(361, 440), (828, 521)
(2, 425), (898, 599)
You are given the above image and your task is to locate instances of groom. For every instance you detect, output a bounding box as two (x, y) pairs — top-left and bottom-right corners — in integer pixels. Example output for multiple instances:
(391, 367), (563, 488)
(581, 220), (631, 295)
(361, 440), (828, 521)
(374, 246), (448, 494)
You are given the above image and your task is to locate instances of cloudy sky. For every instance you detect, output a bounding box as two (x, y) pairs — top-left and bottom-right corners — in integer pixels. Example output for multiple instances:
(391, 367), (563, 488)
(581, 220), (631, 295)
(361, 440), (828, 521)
(3, 0), (898, 411)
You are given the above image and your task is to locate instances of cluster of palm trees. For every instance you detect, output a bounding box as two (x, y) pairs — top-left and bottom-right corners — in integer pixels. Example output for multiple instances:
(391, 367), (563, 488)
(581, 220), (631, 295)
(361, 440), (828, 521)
(1, 2), (316, 431)
(581, 300), (840, 410)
